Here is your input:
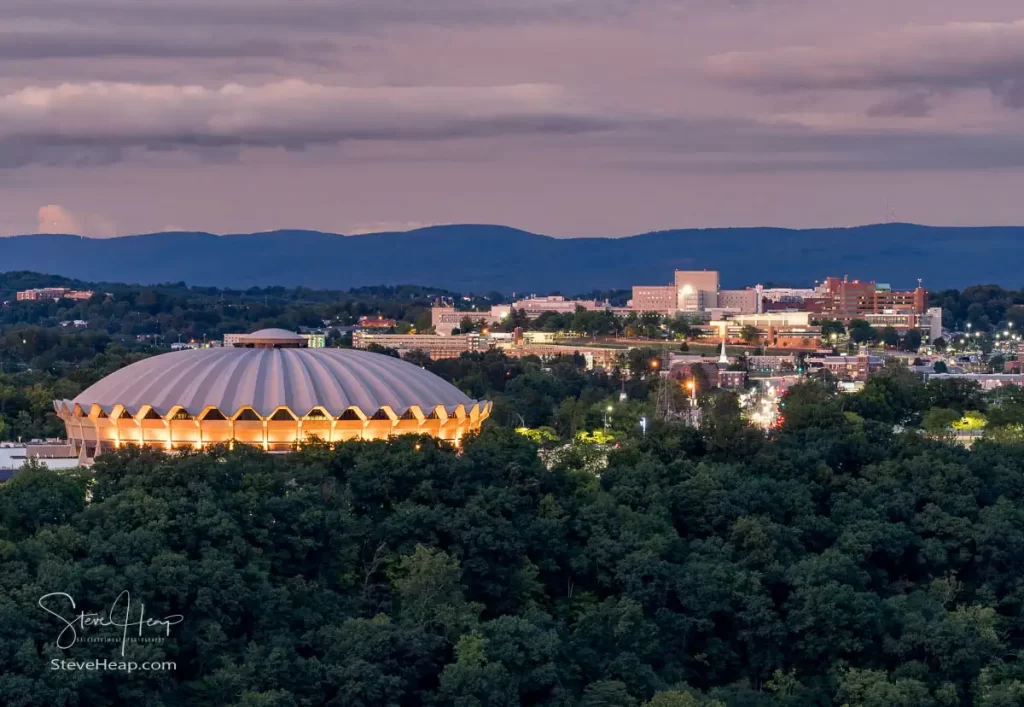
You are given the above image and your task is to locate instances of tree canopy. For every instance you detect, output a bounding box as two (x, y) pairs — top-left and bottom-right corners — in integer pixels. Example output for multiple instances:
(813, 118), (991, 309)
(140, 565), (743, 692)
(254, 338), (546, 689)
(3, 375), (1024, 704)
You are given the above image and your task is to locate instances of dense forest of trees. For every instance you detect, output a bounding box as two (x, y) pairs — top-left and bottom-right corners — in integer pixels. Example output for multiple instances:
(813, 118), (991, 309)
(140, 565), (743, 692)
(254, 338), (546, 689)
(931, 286), (1024, 332)
(5, 375), (1024, 704)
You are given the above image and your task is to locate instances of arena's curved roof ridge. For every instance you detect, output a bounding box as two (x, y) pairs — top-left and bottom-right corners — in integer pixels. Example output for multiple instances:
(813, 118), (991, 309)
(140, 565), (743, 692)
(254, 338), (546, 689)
(245, 328), (304, 340)
(58, 346), (480, 418)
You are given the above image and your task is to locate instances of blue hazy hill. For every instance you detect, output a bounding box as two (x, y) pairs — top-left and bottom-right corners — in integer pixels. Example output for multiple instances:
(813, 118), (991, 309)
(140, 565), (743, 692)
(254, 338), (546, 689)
(0, 223), (1019, 292)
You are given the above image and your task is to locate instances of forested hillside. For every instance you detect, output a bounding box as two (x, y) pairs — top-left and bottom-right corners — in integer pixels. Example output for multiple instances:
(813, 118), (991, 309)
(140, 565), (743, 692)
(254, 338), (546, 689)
(5, 377), (1024, 705)
(2, 222), (1022, 291)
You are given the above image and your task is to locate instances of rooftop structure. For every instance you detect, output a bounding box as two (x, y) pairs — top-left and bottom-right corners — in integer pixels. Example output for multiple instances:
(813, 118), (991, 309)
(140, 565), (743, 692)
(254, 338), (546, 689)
(818, 276), (927, 321)
(54, 330), (490, 462)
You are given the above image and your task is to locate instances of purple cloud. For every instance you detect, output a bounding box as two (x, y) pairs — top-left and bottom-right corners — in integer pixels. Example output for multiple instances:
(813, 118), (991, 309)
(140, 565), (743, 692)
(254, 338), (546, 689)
(708, 19), (1024, 109)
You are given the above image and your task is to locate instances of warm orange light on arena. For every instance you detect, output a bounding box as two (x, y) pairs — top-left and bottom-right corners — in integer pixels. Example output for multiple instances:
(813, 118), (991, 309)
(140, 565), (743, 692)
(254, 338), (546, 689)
(54, 329), (490, 463)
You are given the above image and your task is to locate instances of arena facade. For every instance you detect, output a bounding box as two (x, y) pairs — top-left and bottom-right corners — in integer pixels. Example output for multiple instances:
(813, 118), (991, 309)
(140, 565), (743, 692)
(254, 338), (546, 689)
(54, 329), (490, 462)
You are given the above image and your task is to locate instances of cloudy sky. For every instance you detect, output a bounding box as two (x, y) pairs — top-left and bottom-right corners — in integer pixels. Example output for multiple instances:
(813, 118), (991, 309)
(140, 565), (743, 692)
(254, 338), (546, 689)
(2, 0), (1024, 237)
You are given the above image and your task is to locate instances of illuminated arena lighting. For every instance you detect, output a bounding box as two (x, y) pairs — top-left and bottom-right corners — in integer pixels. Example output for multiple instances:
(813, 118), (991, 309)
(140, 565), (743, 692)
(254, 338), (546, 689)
(54, 329), (490, 462)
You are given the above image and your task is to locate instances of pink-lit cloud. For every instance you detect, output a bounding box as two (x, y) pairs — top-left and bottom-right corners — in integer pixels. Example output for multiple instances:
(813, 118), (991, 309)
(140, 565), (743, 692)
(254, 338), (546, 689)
(36, 204), (116, 237)
(708, 19), (1024, 108)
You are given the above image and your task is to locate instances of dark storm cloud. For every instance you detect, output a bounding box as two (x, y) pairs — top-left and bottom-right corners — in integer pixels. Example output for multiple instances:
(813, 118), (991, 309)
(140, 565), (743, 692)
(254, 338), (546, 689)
(708, 19), (1024, 109)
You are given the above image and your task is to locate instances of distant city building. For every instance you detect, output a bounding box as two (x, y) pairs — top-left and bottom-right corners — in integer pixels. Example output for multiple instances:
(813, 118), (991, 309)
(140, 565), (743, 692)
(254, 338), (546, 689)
(302, 333), (327, 349)
(520, 331), (564, 345)
(510, 295), (602, 317)
(708, 312), (822, 349)
(432, 296), (606, 335)
(718, 370), (747, 389)
(757, 285), (821, 303)
(748, 355), (797, 374)
(805, 354), (882, 382)
(922, 373), (1024, 390)
(357, 315), (398, 329)
(501, 343), (622, 370)
(726, 312), (814, 329)
(352, 331), (487, 359)
(717, 289), (759, 315)
(675, 270), (720, 312)
(431, 307), (497, 336)
(631, 270), (721, 314)
(817, 276), (927, 321)
(861, 307), (942, 343)
(221, 330), (326, 349)
(16, 287), (94, 302)
(630, 286), (677, 314)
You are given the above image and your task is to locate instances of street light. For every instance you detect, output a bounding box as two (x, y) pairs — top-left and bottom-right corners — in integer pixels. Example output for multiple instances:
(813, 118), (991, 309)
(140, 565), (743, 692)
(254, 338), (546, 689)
(604, 405), (613, 431)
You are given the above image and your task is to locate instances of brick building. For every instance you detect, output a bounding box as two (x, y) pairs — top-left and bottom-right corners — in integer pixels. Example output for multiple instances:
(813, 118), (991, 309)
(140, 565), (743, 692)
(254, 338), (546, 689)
(817, 277), (927, 320)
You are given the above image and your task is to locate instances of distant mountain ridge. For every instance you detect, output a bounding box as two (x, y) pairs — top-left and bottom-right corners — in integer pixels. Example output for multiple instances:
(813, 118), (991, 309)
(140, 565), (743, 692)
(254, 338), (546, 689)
(0, 223), (1019, 292)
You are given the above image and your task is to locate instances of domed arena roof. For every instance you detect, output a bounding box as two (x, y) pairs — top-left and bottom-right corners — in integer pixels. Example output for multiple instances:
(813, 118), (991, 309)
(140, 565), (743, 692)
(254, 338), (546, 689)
(247, 328), (304, 339)
(59, 347), (480, 418)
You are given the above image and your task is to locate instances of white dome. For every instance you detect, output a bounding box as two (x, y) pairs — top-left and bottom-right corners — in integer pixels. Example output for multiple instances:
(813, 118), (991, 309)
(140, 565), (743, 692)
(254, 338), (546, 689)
(60, 347), (479, 417)
(245, 328), (305, 340)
